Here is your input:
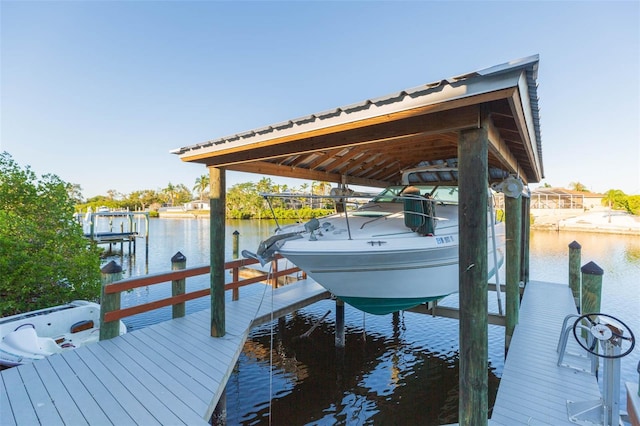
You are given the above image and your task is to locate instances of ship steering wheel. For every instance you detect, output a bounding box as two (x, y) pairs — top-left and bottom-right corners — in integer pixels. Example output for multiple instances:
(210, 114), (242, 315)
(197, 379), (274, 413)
(572, 313), (635, 359)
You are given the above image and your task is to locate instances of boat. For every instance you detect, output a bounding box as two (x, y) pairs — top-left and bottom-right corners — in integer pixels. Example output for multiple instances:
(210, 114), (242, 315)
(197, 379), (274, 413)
(0, 300), (127, 367)
(244, 168), (506, 315)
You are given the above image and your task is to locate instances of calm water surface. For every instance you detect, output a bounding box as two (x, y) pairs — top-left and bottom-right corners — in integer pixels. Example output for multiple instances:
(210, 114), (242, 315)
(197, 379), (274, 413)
(101, 218), (639, 425)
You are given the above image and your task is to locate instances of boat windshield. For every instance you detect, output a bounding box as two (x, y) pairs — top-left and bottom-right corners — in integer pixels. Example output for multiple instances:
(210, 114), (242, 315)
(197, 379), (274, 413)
(370, 185), (459, 203)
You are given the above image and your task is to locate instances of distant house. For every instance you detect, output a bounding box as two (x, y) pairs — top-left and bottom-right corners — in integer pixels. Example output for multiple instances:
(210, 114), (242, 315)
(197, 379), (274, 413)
(183, 201), (210, 211)
(494, 188), (604, 211)
(530, 188), (604, 210)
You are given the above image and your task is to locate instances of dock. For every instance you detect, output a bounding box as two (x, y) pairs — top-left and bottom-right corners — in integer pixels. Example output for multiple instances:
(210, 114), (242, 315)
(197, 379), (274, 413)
(80, 210), (150, 255)
(0, 279), (329, 425)
(491, 280), (602, 425)
(1, 279), (622, 425)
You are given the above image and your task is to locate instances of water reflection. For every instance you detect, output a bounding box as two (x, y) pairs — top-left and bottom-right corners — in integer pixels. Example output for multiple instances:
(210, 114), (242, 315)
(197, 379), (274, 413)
(227, 301), (500, 425)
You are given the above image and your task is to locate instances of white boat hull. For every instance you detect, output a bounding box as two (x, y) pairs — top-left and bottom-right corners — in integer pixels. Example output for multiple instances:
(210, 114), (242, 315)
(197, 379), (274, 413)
(251, 182), (507, 315)
(279, 226), (504, 314)
(0, 300), (127, 367)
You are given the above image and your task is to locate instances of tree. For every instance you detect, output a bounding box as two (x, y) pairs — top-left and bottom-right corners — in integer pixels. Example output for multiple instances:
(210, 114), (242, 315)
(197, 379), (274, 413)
(0, 152), (102, 316)
(162, 182), (178, 206)
(569, 181), (589, 192)
(602, 189), (627, 211)
(193, 174), (209, 201)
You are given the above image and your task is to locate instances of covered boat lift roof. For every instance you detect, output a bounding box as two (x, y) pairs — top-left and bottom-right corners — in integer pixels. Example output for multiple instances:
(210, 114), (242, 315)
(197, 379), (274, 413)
(173, 55), (543, 188)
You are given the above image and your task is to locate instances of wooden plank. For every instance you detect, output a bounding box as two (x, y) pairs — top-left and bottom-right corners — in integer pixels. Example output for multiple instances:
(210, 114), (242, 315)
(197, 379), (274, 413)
(31, 358), (88, 425)
(124, 331), (220, 394)
(106, 336), (210, 416)
(62, 349), (137, 425)
(18, 363), (64, 426)
(98, 339), (208, 425)
(2, 367), (41, 425)
(46, 354), (113, 425)
(0, 374), (17, 426)
(84, 343), (185, 425)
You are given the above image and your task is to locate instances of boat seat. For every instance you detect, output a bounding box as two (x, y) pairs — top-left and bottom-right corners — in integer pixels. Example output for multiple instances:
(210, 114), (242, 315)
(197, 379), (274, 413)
(2, 325), (60, 356)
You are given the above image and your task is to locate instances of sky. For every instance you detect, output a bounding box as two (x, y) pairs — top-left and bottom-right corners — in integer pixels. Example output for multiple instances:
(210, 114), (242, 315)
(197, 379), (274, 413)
(1, 1), (639, 199)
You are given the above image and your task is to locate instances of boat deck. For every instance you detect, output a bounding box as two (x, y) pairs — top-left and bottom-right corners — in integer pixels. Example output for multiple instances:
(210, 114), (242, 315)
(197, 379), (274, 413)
(0, 280), (330, 425)
(490, 280), (602, 425)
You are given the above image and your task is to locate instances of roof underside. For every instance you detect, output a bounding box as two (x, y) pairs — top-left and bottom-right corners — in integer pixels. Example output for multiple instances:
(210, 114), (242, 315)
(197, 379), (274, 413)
(174, 56), (543, 189)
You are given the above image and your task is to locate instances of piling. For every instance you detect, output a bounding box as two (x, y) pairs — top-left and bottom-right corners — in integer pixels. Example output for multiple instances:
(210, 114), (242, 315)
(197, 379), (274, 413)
(520, 194), (530, 285)
(210, 166), (226, 337)
(100, 260), (122, 340)
(568, 241), (582, 310)
(581, 261), (603, 314)
(458, 126), (489, 426)
(171, 251), (187, 318)
(232, 230), (240, 258)
(505, 192), (522, 353)
(335, 298), (345, 348)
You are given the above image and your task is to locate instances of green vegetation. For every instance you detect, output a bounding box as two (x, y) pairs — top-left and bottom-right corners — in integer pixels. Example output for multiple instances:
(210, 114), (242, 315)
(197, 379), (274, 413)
(0, 153), (102, 316)
(602, 189), (640, 215)
(75, 175), (337, 220)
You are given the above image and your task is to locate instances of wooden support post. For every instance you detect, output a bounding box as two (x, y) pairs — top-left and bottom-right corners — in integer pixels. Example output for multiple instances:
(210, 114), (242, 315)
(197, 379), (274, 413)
(458, 126), (489, 426)
(210, 166), (226, 337)
(171, 251), (186, 318)
(568, 241), (582, 311)
(581, 261), (603, 314)
(520, 194), (530, 286)
(335, 298), (345, 348)
(100, 260), (122, 341)
(232, 230), (240, 301)
(270, 259), (279, 289)
(505, 193), (522, 353)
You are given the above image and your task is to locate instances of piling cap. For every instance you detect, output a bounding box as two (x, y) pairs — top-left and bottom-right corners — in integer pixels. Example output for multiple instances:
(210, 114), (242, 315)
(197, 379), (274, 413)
(581, 261), (604, 275)
(233, 230), (240, 236)
(569, 241), (581, 249)
(171, 251), (187, 262)
(101, 260), (122, 274)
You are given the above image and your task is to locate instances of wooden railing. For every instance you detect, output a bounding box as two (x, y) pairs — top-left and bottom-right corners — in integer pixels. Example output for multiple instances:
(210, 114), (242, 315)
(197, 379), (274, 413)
(101, 255), (302, 325)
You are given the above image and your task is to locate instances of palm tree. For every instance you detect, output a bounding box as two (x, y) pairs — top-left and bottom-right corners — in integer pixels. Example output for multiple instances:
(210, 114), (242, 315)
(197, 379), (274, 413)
(569, 181), (589, 192)
(193, 175), (209, 201)
(163, 182), (177, 206)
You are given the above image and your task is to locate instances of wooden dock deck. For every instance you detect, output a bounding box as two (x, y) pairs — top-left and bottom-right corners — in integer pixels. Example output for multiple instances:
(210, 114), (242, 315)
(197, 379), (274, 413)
(0, 279), (329, 425)
(490, 280), (602, 425)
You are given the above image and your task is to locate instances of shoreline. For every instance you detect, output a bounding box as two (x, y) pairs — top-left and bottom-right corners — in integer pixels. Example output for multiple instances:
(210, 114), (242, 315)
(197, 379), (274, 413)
(158, 209), (640, 236)
(531, 208), (640, 236)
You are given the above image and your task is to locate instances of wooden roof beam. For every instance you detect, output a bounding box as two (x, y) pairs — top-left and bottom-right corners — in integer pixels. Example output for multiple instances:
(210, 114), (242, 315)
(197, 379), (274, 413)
(228, 161), (390, 188)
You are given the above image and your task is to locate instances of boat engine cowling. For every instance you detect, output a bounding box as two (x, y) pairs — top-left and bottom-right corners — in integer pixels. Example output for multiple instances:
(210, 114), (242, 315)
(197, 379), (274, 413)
(403, 187), (435, 236)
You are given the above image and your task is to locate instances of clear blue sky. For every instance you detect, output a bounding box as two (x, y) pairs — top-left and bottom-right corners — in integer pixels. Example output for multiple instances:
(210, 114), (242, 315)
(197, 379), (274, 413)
(2, 1), (639, 198)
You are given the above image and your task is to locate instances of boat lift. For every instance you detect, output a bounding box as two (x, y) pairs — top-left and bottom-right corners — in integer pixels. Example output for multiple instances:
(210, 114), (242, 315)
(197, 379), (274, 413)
(557, 313), (636, 425)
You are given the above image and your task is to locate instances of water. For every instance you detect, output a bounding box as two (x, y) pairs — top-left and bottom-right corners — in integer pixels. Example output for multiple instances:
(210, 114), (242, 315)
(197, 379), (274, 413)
(101, 218), (639, 424)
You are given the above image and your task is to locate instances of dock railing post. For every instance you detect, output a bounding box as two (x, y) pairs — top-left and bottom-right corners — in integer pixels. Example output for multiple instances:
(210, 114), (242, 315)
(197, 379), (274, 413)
(232, 230), (240, 301)
(171, 251), (187, 318)
(568, 241), (582, 311)
(100, 260), (122, 341)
